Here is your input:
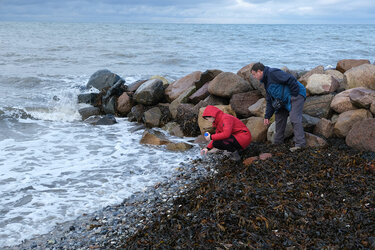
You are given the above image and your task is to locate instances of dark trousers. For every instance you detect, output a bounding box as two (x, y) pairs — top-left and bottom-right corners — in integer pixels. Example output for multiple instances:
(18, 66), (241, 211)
(212, 135), (242, 152)
(274, 95), (306, 147)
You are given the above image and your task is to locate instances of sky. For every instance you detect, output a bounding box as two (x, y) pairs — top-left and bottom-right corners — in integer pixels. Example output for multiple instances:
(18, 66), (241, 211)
(0, 0), (374, 24)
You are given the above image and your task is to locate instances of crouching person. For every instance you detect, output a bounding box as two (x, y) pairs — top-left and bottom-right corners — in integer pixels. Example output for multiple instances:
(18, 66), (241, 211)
(200, 105), (251, 161)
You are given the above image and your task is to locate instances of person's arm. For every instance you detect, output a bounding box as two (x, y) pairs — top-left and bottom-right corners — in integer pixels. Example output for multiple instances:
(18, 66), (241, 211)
(264, 93), (275, 120)
(210, 116), (234, 141)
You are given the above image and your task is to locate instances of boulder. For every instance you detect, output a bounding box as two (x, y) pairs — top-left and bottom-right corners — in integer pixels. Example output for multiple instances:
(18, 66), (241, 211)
(248, 98), (267, 117)
(195, 69), (222, 89)
(198, 105), (236, 134)
(325, 69), (345, 91)
(169, 86), (196, 119)
(129, 104), (145, 123)
(165, 71), (201, 102)
(236, 63), (257, 90)
(189, 82), (210, 105)
(162, 122), (184, 138)
(303, 94), (334, 118)
(84, 114), (117, 125)
(78, 107), (101, 120)
(87, 69), (123, 91)
(78, 93), (100, 106)
(176, 104), (201, 137)
(348, 87), (375, 109)
(230, 90), (263, 118)
(330, 89), (357, 114)
(127, 80), (147, 92)
(245, 117), (268, 142)
(208, 72), (250, 98)
(102, 96), (116, 115)
(344, 64), (375, 90)
(166, 142), (193, 152)
(336, 59), (370, 73)
(116, 92), (132, 116)
(306, 74), (339, 95)
(140, 129), (170, 146)
(101, 79), (127, 104)
(298, 65), (325, 86)
(346, 118), (375, 152)
(194, 95), (228, 111)
(313, 118), (334, 139)
(302, 114), (321, 132)
(143, 107), (162, 128)
(134, 79), (164, 105)
(156, 103), (172, 127)
(150, 75), (169, 86)
(334, 109), (373, 137)
(305, 132), (328, 148)
(371, 103), (375, 115)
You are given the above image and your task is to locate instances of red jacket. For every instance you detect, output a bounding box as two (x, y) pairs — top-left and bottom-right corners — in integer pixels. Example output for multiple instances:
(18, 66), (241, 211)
(202, 105), (251, 150)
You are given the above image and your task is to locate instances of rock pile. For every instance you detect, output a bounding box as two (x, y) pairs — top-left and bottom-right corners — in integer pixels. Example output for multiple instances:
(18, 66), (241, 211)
(78, 59), (375, 152)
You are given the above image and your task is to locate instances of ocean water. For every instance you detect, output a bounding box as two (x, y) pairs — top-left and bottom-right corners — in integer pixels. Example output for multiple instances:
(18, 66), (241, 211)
(0, 22), (374, 247)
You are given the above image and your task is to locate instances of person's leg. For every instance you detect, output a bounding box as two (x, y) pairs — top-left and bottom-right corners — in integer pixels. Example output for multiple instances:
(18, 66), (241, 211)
(274, 109), (289, 144)
(212, 135), (242, 152)
(290, 95), (306, 147)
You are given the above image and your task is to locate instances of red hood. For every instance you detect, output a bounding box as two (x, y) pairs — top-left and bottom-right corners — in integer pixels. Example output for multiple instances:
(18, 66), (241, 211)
(202, 105), (223, 127)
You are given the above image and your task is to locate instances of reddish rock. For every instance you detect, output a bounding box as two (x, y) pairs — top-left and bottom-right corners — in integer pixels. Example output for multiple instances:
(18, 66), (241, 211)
(165, 71), (201, 102)
(243, 156), (259, 166)
(259, 153), (272, 160)
(346, 118), (375, 152)
(336, 59), (370, 73)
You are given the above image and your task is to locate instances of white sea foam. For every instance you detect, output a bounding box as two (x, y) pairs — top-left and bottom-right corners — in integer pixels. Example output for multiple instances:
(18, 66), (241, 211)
(0, 116), (197, 247)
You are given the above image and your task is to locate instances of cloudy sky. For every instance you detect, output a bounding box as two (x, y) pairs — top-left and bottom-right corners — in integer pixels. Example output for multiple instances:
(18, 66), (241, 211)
(0, 0), (374, 24)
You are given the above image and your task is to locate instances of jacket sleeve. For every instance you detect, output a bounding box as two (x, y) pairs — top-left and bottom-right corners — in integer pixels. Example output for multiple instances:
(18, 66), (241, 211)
(272, 70), (299, 96)
(265, 93), (275, 119)
(211, 116), (234, 142)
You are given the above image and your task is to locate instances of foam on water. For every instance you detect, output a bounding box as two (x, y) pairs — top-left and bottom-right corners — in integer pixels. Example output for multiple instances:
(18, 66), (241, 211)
(0, 116), (196, 247)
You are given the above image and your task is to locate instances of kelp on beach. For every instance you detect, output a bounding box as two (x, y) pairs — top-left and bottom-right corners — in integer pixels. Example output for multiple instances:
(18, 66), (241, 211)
(122, 139), (375, 249)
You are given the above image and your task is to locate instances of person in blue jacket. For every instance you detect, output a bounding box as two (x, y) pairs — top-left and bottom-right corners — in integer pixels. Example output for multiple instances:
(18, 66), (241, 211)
(251, 62), (306, 151)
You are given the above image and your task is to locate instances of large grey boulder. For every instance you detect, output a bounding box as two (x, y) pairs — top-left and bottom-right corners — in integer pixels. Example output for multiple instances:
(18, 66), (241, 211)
(134, 79), (164, 106)
(303, 94), (334, 118)
(87, 69), (123, 91)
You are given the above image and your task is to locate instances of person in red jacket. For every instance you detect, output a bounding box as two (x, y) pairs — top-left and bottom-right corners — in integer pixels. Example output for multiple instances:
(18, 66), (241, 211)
(200, 105), (251, 159)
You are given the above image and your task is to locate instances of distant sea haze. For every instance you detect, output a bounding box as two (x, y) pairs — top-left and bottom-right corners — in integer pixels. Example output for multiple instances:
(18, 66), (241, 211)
(0, 22), (374, 247)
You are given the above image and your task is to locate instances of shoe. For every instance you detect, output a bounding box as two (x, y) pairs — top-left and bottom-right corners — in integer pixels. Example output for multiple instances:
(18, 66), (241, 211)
(229, 151), (241, 161)
(289, 146), (301, 152)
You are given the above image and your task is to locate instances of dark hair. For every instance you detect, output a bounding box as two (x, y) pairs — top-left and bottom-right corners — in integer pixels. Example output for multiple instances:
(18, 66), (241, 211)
(251, 62), (265, 72)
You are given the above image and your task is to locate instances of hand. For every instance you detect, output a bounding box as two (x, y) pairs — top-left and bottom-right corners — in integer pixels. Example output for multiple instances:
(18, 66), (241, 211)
(200, 148), (208, 156)
(264, 119), (270, 125)
(204, 132), (211, 141)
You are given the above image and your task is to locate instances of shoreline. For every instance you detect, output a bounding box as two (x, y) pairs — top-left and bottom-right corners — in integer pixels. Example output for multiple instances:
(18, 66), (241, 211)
(5, 150), (223, 249)
(5, 139), (375, 249)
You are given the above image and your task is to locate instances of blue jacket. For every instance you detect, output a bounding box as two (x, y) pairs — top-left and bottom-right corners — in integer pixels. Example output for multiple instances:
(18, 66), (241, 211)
(261, 66), (306, 119)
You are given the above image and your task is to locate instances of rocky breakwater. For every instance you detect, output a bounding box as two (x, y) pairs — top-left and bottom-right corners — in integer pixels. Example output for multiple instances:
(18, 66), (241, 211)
(78, 59), (375, 153)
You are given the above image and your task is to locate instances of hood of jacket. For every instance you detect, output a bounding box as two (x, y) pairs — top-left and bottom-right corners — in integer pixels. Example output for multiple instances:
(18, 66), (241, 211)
(202, 105), (223, 127)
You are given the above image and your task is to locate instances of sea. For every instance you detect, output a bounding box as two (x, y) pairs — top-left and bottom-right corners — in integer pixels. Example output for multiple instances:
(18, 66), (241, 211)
(0, 22), (374, 247)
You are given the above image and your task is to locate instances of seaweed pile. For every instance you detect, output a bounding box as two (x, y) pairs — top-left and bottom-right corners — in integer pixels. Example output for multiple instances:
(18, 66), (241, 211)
(122, 139), (375, 249)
